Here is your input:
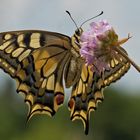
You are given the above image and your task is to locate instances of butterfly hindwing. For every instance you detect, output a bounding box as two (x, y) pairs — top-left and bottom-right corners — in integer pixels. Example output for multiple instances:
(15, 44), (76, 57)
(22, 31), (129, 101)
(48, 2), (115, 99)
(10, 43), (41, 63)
(68, 47), (130, 134)
(68, 64), (95, 134)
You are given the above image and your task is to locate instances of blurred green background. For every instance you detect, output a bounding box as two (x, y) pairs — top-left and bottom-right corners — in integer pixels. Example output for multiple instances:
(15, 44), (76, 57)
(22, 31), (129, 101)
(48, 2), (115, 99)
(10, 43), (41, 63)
(0, 0), (140, 140)
(0, 78), (140, 140)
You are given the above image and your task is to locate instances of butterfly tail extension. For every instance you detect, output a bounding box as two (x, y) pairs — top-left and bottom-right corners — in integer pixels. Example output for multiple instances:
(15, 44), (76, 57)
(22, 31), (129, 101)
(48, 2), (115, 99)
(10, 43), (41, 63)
(68, 82), (104, 134)
(67, 64), (102, 134)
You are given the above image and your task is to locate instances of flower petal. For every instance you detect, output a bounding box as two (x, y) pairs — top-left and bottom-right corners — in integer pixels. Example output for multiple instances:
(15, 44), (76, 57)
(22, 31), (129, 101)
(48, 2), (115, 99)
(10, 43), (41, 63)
(80, 20), (119, 75)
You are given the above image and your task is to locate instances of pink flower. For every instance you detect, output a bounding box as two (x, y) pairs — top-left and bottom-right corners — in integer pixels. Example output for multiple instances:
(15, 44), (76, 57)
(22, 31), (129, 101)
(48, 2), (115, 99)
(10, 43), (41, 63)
(90, 20), (112, 35)
(80, 20), (121, 75)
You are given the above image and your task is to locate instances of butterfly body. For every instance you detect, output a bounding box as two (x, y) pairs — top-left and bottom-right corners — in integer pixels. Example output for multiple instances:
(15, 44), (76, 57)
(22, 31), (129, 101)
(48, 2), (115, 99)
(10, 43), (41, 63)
(0, 29), (130, 134)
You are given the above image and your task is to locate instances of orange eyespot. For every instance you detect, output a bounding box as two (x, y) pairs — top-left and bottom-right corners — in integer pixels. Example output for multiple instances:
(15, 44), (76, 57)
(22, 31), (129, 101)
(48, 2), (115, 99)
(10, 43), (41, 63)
(68, 98), (75, 109)
(55, 94), (64, 105)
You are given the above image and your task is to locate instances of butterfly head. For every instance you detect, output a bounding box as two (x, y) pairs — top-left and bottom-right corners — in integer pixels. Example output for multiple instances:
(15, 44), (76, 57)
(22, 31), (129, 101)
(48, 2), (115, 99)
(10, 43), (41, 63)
(75, 28), (83, 36)
(66, 10), (103, 48)
(74, 28), (83, 42)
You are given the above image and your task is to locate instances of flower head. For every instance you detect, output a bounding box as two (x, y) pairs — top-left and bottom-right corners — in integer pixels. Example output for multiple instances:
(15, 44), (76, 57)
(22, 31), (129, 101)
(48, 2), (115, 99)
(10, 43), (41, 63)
(80, 20), (129, 76)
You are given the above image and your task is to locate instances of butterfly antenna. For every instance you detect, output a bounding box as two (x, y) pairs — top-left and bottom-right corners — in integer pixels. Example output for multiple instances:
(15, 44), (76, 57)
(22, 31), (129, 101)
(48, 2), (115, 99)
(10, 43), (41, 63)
(66, 10), (79, 30)
(80, 11), (103, 27)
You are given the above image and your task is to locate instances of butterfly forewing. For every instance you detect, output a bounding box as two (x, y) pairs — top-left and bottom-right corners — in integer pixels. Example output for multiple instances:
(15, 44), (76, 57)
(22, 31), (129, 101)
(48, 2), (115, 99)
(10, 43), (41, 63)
(0, 30), (54, 77)
(0, 30), (72, 119)
(99, 48), (130, 88)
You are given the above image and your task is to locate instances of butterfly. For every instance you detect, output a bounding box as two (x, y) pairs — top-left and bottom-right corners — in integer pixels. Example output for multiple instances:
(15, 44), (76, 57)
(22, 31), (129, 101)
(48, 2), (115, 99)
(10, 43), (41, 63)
(0, 12), (132, 134)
